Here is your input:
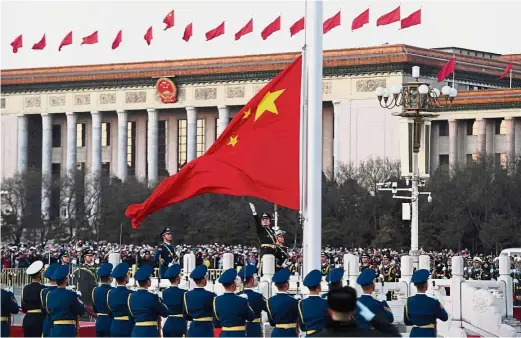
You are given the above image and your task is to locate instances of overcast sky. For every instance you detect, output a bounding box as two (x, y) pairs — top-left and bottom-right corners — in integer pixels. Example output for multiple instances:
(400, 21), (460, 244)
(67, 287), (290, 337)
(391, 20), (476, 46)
(1, 0), (519, 70)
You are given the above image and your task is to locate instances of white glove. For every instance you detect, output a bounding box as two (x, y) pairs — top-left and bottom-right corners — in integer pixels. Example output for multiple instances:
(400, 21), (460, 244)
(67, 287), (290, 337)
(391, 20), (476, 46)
(72, 259), (77, 265)
(357, 301), (375, 321)
(239, 293), (249, 300)
(76, 291), (82, 297)
(294, 295), (302, 300)
(249, 203), (257, 215)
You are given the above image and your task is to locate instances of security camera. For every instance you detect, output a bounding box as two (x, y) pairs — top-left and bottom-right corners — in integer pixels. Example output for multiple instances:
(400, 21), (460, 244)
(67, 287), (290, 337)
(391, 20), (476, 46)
(427, 194), (433, 203)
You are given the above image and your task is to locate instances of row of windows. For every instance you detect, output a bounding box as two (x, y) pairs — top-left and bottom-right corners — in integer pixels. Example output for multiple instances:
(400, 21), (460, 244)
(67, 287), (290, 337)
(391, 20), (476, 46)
(439, 152), (508, 168)
(51, 123), (111, 148)
(438, 119), (508, 137)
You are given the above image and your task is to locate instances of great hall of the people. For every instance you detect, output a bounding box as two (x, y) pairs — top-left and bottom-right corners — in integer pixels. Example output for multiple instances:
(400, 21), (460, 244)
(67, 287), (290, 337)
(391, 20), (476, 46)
(1, 44), (520, 217)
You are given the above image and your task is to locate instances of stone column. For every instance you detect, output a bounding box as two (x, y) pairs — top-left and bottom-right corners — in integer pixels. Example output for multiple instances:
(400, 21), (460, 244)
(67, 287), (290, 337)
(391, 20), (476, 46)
(448, 119), (458, 169)
(476, 118), (486, 155)
(66, 112), (78, 174)
(41, 113), (52, 221)
(430, 122), (439, 171)
(186, 106), (197, 162)
(117, 110), (128, 182)
(217, 105), (229, 138)
(486, 119), (494, 154)
(332, 100), (341, 178)
(17, 114), (29, 173)
(147, 108), (159, 186)
(90, 111), (102, 175)
(505, 117), (515, 160)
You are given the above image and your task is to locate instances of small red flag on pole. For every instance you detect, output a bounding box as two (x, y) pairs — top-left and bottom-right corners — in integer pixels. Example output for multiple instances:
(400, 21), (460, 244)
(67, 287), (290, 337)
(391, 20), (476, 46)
(352, 9), (369, 31)
(235, 19), (253, 40)
(498, 61), (513, 80)
(290, 17), (305, 36)
(261, 16), (281, 40)
(112, 30), (122, 50)
(183, 23), (193, 42)
(163, 10), (174, 30)
(144, 26), (153, 45)
(59, 31), (73, 51)
(401, 9), (421, 29)
(81, 31), (98, 45)
(206, 22), (225, 41)
(377, 6), (400, 26)
(32, 34), (46, 50)
(436, 58), (456, 82)
(323, 11), (341, 34)
(10, 34), (23, 53)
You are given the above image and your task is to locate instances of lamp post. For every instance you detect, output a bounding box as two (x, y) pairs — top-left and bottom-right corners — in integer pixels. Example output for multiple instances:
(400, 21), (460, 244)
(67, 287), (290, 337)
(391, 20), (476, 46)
(375, 66), (457, 268)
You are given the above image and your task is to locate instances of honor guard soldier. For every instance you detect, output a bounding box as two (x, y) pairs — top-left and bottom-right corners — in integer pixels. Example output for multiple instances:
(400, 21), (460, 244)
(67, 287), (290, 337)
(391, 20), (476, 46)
(59, 249), (70, 266)
(298, 269), (328, 336)
(238, 265), (266, 337)
(92, 263), (113, 337)
(47, 264), (86, 337)
(108, 262), (134, 337)
(320, 253), (331, 276)
(266, 268), (299, 337)
(183, 265), (216, 337)
(213, 268), (255, 336)
(162, 264), (187, 337)
(404, 269), (448, 337)
(360, 253), (371, 272)
(41, 263), (60, 337)
(355, 269), (394, 329)
(81, 249), (97, 274)
(322, 267), (344, 299)
(22, 260), (46, 337)
(155, 228), (177, 278)
(1, 286), (20, 337)
(128, 265), (170, 337)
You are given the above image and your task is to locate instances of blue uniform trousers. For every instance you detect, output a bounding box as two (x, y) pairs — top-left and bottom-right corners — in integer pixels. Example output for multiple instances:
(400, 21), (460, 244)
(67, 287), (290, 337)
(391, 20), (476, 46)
(246, 322), (262, 337)
(110, 319), (134, 337)
(131, 325), (158, 337)
(42, 318), (52, 337)
(272, 327), (297, 337)
(410, 327), (436, 337)
(187, 321), (214, 337)
(219, 330), (246, 337)
(163, 317), (187, 337)
(49, 323), (76, 337)
(1, 322), (9, 338)
(95, 316), (112, 337)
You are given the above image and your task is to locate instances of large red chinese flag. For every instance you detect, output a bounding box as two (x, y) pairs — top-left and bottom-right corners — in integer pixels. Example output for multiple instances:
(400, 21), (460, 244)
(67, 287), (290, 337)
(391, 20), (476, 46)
(498, 61), (513, 80)
(32, 34), (46, 50)
(323, 11), (341, 34)
(10, 34), (23, 53)
(144, 26), (153, 45)
(163, 10), (174, 30)
(261, 16), (281, 40)
(352, 9), (369, 30)
(401, 9), (421, 29)
(436, 57), (455, 82)
(81, 31), (98, 45)
(112, 30), (122, 50)
(235, 19), (253, 40)
(290, 17), (304, 36)
(377, 6), (400, 26)
(183, 23), (193, 42)
(59, 31), (72, 51)
(126, 57), (302, 228)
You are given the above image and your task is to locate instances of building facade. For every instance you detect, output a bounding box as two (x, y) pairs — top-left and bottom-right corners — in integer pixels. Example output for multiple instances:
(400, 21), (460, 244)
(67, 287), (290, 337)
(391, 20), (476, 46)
(1, 44), (520, 218)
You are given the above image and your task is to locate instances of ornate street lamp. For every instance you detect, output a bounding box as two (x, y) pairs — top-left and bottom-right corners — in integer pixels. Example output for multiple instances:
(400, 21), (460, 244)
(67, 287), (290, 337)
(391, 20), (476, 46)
(375, 66), (457, 268)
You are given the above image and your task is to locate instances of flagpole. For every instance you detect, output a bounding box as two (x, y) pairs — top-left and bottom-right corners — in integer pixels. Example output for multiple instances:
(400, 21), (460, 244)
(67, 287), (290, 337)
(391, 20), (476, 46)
(510, 67), (512, 89)
(299, 43), (308, 275)
(452, 54), (456, 88)
(303, 0), (323, 276)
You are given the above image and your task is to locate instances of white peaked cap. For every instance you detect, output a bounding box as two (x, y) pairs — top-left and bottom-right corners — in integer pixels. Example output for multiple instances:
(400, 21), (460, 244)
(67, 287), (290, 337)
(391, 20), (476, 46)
(26, 260), (44, 275)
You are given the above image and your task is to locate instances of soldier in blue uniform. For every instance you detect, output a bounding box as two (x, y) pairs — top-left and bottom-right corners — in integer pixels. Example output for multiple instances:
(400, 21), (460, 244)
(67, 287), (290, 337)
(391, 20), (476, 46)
(162, 264), (187, 337)
(322, 267), (344, 299)
(213, 268), (255, 337)
(41, 263), (59, 337)
(47, 264), (86, 337)
(1, 287), (19, 337)
(92, 263), (113, 337)
(22, 260), (46, 337)
(183, 264), (216, 337)
(154, 228), (177, 278)
(238, 265), (266, 337)
(298, 269), (328, 336)
(108, 262), (134, 337)
(355, 268), (394, 329)
(128, 265), (170, 337)
(404, 269), (448, 337)
(266, 268), (298, 337)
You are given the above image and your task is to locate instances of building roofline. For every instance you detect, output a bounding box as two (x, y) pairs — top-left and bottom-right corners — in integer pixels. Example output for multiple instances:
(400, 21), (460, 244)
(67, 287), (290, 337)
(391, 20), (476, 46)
(1, 44), (520, 86)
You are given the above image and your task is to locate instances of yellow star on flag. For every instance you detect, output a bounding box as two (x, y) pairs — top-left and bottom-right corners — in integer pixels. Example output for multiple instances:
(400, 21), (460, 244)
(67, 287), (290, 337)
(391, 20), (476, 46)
(227, 135), (238, 147)
(242, 108), (251, 119)
(255, 89), (285, 121)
